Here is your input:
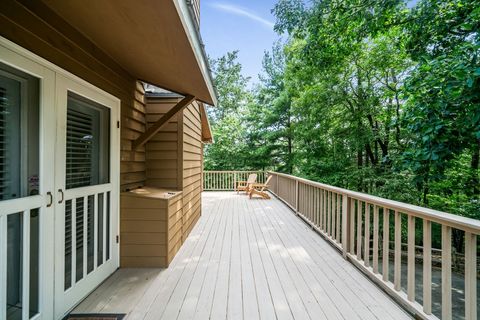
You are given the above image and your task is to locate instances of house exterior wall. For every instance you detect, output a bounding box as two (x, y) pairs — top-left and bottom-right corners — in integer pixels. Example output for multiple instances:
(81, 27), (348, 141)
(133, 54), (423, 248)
(145, 97), (183, 189)
(143, 97), (205, 262)
(182, 103), (203, 241)
(0, 1), (147, 191)
(1, 0), (206, 270)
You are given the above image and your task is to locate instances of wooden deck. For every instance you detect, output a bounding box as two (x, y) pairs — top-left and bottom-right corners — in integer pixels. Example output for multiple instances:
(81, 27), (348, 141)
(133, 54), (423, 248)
(74, 192), (412, 320)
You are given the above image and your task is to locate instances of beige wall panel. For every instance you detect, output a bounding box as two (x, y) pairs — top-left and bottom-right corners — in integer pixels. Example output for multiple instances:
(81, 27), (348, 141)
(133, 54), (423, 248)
(121, 233), (167, 245)
(121, 257), (167, 268)
(120, 220), (168, 233)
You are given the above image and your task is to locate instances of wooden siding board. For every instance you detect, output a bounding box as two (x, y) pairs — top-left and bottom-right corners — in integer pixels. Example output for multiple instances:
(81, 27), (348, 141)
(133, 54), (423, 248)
(182, 103), (202, 243)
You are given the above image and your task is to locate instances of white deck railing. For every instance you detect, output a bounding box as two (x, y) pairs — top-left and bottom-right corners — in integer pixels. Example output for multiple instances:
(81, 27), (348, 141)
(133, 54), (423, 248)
(203, 170), (479, 320)
(203, 170), (267, 191)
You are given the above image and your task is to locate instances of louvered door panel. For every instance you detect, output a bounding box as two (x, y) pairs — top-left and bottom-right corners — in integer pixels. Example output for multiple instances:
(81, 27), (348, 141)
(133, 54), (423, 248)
(66, 108), (94, 189)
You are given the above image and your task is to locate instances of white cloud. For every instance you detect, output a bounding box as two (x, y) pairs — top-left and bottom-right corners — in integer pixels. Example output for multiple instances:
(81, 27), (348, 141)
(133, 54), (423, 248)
(210, 2), (274, 29)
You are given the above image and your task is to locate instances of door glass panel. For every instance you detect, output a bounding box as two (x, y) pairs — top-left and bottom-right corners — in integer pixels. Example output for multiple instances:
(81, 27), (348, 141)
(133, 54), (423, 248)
(66, 92), (110, 189)
(0, 62), (40, 200)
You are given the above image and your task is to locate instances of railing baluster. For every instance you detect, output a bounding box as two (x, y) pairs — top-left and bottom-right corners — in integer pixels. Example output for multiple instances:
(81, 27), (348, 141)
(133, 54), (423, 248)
(327, 191), (331, 236)
(320, 189), (324, 230)
(407, 214), (415, 301)
(465, 232), (477, 320)
(364, 203), (370, 267)
(383, 207), (389, 282)
(336, 193), (341, 243)
(394, 210), (401, 291)
(341, 194), (349, 257)
(373, 205), (379, 273)
(295, 180), (299, 213)
(326, 190), (329, 232)
(442, 225), (452, 320)
(349, 198), (355, 253)
(423, 219), (432, 314)
(308, 186), (315, 225)
(356, 200), (362, 260)
(332, 193), (335, 238)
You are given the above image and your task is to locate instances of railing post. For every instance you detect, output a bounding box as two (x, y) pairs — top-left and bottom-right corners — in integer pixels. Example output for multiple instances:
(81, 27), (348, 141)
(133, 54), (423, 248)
(295, 179), (299, 214)
(233, 171), (237, 192)
(341, 193), (350, 258)
(276, 173), (279, 195)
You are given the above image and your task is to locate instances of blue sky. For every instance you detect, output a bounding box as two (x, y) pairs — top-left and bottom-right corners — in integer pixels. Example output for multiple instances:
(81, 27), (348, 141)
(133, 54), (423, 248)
(200, 0), (279, 84)
(200, 1), (420, 85)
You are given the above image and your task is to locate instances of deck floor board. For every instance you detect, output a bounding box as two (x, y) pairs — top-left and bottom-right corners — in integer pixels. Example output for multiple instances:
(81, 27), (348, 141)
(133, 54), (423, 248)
(74, 192), (412, 320)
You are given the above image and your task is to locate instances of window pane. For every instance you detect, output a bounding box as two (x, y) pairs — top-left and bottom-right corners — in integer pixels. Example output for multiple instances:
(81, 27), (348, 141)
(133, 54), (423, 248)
(66, 92), (110, 189)
(0, 62), (40, 201)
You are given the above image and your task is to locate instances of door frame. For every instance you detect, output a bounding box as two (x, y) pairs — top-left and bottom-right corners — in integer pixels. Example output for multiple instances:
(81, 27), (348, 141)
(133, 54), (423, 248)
(0, 36), (121, 320)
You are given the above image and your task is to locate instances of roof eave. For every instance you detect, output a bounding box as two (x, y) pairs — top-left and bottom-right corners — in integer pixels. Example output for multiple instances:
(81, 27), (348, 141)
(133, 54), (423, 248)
(174, 0), (218, 106)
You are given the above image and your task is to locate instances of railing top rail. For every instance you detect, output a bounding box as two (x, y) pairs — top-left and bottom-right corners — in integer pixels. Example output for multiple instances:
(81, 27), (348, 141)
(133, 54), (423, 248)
(204, 170), (263, 173)
(268, 171), (480, 234)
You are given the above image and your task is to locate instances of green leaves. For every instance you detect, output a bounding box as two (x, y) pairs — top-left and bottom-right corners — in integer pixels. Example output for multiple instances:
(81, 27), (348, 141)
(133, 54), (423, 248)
(205, 0), (480, 222)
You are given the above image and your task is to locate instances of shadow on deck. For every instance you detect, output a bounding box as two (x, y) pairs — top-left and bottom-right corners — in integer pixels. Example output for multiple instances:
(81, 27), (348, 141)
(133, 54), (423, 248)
(74, 192), (411, 320)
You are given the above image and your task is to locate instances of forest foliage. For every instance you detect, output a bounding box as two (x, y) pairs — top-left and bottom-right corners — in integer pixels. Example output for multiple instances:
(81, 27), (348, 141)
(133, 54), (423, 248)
(204, 0), (480, 221)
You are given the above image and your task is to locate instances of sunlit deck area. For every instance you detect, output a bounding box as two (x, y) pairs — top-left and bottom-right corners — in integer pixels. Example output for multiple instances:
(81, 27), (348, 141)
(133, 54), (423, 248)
(74, 191), (410, 320)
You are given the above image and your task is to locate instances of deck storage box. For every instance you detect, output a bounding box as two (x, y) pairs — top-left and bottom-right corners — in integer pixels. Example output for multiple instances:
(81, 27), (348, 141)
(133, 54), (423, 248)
(120, 187), (183, 267)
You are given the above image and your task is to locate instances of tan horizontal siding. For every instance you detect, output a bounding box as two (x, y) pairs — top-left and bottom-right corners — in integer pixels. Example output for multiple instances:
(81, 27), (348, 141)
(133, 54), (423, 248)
(145, 97), (182, 189)
(182, 102), (203, 241)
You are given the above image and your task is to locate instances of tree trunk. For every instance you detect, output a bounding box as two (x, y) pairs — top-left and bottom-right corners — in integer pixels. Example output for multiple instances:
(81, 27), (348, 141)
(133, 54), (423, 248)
(357, 149), (363, 168)
(365, 144), (377, 166)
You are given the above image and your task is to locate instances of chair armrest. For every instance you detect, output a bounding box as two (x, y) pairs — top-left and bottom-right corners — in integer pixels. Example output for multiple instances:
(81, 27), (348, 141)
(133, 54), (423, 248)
(251, 183), (269, 189)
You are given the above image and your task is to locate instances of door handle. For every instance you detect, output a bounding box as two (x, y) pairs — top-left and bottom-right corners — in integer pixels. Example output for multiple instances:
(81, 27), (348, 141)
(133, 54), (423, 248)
(47, 192), (53, 207)
(58, 189), (64, 204)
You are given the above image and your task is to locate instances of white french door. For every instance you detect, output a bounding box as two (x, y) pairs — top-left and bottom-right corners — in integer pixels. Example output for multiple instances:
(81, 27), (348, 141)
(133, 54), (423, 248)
(53, 75), (120, 318)
(0, 37), (120, 320)
(0, 42), (56, 320)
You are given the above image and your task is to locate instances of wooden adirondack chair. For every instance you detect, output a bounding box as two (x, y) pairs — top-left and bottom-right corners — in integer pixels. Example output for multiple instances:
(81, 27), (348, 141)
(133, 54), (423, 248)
(236, 173), (257, 194)
(249, 175), (273, 199)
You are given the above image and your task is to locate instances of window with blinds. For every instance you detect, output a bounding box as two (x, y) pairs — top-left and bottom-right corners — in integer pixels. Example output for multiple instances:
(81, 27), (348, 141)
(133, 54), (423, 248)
(0, 86), (9, 200)
(66, 92), (110, 189)
(0, 73), (20, 201)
